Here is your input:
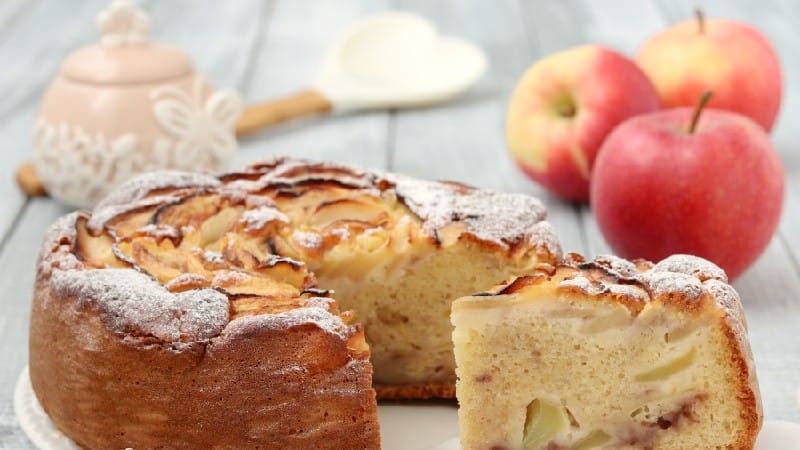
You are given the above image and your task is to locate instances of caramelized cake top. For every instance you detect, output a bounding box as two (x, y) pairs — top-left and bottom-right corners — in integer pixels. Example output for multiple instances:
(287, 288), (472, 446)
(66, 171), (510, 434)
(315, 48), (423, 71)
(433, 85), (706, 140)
(481, 253), (743, 316)
(37, 157), (560, 348)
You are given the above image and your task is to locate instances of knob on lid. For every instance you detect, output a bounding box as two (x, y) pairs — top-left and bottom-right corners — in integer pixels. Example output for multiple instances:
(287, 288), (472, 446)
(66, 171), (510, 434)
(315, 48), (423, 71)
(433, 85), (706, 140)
(60, 0), (193, 85)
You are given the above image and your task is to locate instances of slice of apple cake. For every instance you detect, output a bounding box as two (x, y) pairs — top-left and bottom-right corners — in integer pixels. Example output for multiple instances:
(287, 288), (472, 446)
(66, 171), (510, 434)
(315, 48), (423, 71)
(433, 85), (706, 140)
(452, 253), (761, 450)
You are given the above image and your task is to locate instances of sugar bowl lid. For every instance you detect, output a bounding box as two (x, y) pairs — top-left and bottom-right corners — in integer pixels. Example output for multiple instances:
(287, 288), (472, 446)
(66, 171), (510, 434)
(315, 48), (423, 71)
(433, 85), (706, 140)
(61, 0), (193, 85)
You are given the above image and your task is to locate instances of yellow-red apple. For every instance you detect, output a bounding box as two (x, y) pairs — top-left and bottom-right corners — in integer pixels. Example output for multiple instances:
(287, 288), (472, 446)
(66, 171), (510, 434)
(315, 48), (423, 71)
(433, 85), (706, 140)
(636, 13), (782, 131)
(506, 45), (660, 202)
(590, 93), (785, 280)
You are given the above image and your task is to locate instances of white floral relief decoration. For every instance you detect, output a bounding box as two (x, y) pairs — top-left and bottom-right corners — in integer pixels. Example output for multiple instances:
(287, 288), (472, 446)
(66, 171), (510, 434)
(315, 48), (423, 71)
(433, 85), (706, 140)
(33, 78), (242, 208)
(97, 0), (150, 47)
(151, 78), (243, 170)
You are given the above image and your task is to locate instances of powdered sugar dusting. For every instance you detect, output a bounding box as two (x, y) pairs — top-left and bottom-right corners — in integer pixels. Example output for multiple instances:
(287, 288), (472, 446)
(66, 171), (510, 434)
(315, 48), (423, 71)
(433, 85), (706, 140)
(639, 271), (704, 299)
(560, 275), (648, 301)
(558, 254), (734, 306)
(244, 193), (276, 208)
(137, 224), (180, 240)
(330, 227), (351, 241)
(203, 251), (225, 264)
(212, 270), (249, 285)
(164, 273), (210, 291)
(88, 171), (220, 231)
(51, 268), (229, 343)
(527, 222), (562, 258)
(590, 254), (640, 278)
(292, 230), (323, 249)
(95, 171), (220, 208)
(301, 296), (336, 309)
(37, 212), (83, 277)
(257, 157), (377, 190)
(241, 205), (289, 231)
(559, 276), (606, 296)
(703, 279), (746, 324)
(391, 174), (557, 253)
(653, 254), (728, 283)
(607, 283), (648, 300)
(224, 306), (351, 339)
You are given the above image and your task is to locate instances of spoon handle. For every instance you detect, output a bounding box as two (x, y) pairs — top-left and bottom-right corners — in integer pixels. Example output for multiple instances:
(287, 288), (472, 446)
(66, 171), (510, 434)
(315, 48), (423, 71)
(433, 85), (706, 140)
(16, 162), (47, 197)
(235, 89), (333, 137)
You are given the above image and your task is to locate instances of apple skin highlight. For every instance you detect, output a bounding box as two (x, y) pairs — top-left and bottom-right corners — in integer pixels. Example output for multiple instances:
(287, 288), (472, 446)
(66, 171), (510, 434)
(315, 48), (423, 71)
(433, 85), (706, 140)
(590, 107), (785, 280)
(506, 45), (661, 202)
(637, 18), (782, 132)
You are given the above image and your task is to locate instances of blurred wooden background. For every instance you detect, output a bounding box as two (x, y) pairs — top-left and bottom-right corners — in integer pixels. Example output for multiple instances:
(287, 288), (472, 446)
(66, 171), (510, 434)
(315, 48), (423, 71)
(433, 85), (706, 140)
(1, 1), (798, 447)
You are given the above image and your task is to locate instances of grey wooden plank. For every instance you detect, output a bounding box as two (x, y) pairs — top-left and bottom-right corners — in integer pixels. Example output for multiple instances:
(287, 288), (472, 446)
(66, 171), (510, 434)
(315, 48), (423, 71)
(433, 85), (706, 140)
(0, 200), (72, 449)
(146, 0), (265, 90)
(0, 0), (35, 39)
(733, 238), (800, 423)
(233, 0), (392, 172)
(0, 0), (106, 123)
(0, 0), (104, 246)
(389, 0), (586, 255)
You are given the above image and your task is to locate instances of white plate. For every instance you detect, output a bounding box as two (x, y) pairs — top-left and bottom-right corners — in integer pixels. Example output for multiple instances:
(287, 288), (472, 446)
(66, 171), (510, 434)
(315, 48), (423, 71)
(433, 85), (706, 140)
(15, 367), (800, 449)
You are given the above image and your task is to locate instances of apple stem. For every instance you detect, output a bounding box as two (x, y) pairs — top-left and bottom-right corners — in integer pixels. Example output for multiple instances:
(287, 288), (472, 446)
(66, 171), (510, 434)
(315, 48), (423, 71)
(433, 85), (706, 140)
(689, 91), (713, 134)
(695, 8), (705, 34)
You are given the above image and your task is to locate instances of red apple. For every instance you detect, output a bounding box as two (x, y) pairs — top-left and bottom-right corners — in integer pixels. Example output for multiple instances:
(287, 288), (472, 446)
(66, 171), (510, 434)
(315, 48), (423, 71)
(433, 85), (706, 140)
(506, 45), (661, 202)
(636, 12), (782, 131)
(590, 93), (784, 280)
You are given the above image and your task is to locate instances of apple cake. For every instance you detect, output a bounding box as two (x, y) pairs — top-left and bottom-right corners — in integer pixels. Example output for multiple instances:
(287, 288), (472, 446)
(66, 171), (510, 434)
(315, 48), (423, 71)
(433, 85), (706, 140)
(452, 253), (761, 450)
(29, 157), (560, 449)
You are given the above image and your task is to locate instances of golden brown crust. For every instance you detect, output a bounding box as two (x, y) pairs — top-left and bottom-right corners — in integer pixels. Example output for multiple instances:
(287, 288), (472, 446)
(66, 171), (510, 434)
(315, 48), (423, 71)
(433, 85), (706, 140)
(30, 281), (380, 450)
(709, 279), (763, 449)
(720, 323), (762, 449)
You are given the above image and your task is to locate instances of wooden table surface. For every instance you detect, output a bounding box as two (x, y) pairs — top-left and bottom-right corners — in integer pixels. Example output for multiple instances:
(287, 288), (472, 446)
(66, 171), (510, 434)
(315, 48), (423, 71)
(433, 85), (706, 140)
(1, 0), (798, 447)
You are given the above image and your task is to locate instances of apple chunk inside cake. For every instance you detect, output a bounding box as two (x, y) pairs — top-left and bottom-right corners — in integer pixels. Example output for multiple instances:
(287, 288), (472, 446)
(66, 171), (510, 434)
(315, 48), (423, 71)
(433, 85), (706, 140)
(452, 254), (761, 450)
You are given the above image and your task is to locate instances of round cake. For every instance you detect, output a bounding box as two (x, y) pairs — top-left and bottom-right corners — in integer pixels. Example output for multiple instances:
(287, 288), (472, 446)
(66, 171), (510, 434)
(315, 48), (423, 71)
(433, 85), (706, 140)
(29, 157), (560, 448)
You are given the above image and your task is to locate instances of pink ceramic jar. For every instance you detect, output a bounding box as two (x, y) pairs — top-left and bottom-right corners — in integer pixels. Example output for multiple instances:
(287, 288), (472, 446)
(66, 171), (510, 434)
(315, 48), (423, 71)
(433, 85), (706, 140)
(32, 0), (242, 207)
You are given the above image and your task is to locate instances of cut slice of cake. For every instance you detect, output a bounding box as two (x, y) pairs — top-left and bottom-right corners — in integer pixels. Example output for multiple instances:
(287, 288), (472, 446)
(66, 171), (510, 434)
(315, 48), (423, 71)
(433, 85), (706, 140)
(452, 253), (762, 450)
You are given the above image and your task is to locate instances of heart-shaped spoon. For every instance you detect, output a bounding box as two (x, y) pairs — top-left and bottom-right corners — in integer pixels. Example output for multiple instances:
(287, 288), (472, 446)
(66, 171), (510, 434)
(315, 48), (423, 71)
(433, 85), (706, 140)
(234, 11), (487, 137)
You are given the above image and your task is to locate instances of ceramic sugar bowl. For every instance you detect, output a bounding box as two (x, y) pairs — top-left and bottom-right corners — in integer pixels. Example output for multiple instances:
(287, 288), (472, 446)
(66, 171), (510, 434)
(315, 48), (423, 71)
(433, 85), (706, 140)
(32, 0), (242, 208)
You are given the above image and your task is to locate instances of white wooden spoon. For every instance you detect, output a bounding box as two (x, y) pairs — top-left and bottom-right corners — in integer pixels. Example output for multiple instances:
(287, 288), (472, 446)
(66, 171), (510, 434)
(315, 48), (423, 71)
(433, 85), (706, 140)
(235, 11), (487, 137)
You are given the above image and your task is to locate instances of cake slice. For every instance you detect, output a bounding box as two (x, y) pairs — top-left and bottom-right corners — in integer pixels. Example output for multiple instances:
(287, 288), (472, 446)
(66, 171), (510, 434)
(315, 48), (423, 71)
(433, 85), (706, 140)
(452, 253), (762, 450)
